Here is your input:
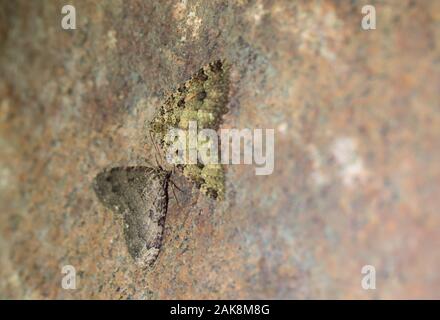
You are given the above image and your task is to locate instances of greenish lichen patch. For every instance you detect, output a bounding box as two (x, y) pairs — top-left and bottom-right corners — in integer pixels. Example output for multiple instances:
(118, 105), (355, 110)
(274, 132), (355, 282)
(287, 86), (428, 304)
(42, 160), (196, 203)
(150, 59), (229, 199)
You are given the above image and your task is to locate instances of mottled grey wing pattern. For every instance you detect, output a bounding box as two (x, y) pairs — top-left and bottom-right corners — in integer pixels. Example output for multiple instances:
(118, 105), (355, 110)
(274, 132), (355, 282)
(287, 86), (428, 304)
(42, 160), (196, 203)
(93, 166), (170, 267)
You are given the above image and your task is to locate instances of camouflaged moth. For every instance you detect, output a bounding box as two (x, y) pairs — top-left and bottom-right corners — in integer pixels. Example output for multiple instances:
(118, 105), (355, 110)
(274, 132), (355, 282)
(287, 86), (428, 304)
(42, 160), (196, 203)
(93, 166), (170, 267)
(150, 59), (230, 199)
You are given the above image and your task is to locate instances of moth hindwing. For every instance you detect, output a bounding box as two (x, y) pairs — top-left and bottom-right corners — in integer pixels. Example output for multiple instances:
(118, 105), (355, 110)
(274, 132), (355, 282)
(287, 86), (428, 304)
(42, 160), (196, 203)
(93, 166), (170, 267)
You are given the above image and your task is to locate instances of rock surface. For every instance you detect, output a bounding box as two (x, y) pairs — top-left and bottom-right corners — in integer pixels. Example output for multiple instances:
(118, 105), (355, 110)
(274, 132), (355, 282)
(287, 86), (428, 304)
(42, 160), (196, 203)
(0, 0), (439, 299)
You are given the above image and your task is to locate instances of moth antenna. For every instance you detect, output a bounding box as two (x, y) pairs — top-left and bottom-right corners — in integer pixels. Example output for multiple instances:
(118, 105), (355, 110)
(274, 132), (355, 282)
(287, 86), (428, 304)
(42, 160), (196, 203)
(149, 131), (165, 160)
(154, 152), (162, 171)
(169, 178), (183, 192)
(150, 130), (172, 173)
(170, 183), (182, 209)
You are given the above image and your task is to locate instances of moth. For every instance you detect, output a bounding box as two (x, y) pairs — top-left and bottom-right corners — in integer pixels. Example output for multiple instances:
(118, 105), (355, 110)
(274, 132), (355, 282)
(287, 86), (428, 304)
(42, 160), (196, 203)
(150, 59), (230, 199)
(92, 59), (229, 267)
(93, 166), (170, 267)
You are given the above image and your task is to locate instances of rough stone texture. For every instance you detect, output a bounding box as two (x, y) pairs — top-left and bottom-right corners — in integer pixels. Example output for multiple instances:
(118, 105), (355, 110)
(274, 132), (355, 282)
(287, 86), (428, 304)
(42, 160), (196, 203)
(0, 0), (439, 299)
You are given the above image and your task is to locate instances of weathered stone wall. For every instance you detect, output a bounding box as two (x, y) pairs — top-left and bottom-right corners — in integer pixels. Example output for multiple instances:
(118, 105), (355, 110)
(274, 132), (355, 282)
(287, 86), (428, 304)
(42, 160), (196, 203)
(0, 0), (439, 299)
